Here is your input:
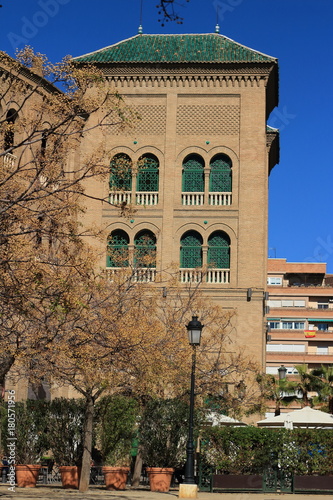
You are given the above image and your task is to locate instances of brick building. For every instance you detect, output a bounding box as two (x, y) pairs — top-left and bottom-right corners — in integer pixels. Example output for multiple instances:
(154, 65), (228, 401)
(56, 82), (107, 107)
(1, 30), (279, 399)
(74, 31), (279, 369)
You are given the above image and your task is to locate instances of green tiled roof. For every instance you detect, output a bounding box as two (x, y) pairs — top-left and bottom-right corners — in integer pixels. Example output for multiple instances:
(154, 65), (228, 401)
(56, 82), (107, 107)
(74, 34), (276, 64)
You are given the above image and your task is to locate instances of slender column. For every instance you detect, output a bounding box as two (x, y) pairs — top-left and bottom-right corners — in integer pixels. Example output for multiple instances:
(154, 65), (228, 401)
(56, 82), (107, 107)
(204, 167), (210, 206)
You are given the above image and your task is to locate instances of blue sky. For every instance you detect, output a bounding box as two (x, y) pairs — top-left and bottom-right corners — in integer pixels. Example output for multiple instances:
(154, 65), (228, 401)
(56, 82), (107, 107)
(1, 0), (332, 272)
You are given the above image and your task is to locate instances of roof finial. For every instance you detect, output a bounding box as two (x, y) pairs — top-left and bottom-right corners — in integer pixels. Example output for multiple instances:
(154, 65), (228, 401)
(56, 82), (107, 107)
(138, 0), (143, 34)
(215, 4), (220, 33)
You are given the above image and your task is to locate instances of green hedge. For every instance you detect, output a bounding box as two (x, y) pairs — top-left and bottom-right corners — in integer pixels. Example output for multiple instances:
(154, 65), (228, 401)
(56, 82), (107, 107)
(201, 426), (333, 475)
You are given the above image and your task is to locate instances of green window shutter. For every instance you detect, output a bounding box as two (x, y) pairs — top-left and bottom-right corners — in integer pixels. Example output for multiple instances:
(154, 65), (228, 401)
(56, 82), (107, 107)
(136, 154), (159, 192)
(134, 231), (156, 268)
(180, 231), (203, 268)
(208, 232), (230, 268)
(109, 154), (132, 191)
(107, 230), (129, 267)
(182, 155), (204, 192)
(209, 154), (232, 192)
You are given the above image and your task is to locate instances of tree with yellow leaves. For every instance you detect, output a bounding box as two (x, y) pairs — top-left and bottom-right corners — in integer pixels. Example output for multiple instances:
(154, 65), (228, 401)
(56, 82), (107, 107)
(0, 46), (136, 389)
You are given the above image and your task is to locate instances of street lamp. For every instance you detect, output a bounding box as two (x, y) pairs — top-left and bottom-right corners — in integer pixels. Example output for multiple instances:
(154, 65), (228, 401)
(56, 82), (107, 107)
(183, 316), (203, 490)
(278, 365), (287, 380)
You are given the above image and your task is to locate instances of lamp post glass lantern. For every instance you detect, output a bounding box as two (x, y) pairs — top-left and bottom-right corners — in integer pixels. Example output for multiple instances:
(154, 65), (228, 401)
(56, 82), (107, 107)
(186, 315), (203, 345)
(184, 316), (203, 486)
(278, 365), (287, 380)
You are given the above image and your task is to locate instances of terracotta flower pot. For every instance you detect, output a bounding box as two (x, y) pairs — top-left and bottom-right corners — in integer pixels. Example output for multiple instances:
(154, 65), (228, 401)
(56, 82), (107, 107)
(102, 466), (130, 490)
(15, 464), (41, 488)
(146, 467), (174, 492)
(59, 465), (81, 489)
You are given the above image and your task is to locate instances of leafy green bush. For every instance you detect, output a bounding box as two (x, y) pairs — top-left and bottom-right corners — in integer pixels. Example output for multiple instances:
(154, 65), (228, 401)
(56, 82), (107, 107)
(47, 398), (85, 466)
(201, 426), (333, 476)
(95, 395), (138, 466)
(1, 400), (49, 463)
(139, 398), (201, 468)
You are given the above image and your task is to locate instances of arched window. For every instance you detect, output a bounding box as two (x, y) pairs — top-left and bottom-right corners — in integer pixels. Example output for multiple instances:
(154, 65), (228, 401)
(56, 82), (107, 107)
(209, 154), (232, 192)
(136, 154), (159, 192)
(110, 154), (132, 191)
(182, 154), (204, 192)
(180, 231), (203, 268)
(4, 108), (17, 151)
(208, 231), (230, 269)
(134, 230), (156, 268)
(107, 230), (129, 267)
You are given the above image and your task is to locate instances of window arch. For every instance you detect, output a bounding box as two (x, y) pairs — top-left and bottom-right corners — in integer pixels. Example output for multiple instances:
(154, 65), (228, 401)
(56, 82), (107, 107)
(136, 154), (159, 192)
(209, 154), (232, 192)
(110, 154), (132, 191)
(180, 231), (203, 268)
(134, 230), (156, 268)
(208, 231), (230, 269)
(107, 230), (129, 267)
(182, 154), (204, 192)
(4, 108), (18, 151)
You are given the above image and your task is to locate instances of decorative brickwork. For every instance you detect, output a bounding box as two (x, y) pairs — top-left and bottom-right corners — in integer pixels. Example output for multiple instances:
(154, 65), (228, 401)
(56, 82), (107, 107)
(109, 104), (167, 135)
(177, 104), (239, 135)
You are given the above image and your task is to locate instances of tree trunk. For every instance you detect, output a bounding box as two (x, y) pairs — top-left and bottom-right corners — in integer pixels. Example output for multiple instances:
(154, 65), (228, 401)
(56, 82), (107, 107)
(131, 446), (143, 487)
(79, 393), (94, 492)
(0, 354), (15, 389)
(329, 396), (333, 414)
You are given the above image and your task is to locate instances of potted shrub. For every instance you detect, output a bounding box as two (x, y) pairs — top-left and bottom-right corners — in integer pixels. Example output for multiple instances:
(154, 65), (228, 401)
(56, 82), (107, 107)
(47, 398), (85, 489)
(96, 395), (138, 490)
(3, 400), (49, 487)
(139, 398), (191, 492)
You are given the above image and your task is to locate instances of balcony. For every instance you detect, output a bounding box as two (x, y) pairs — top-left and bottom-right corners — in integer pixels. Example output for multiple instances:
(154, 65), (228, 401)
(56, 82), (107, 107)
(109, 191), (132, 205)
(209, 192), (232, 206)
(2, 152), (16, 170)
(106, 267), (156, 283)
(266, 351), (333, 364)
(182, 192), (204, 206)
(135, 192), (158, 206)
(179, 268), (230, 284)
(182, 192), (232, 206)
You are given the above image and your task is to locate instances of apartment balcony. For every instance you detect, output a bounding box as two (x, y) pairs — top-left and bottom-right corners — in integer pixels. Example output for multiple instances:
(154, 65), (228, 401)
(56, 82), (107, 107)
(266, 351), (333, 364)
(269, 330), (333, 342)
(267, 285), (333, 296)
(179, 268), (230, 284)
(269, 307), (333, 318)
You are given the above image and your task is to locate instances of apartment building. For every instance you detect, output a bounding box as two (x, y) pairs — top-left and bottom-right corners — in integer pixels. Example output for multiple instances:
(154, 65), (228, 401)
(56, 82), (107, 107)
(266, 258), (333, 375)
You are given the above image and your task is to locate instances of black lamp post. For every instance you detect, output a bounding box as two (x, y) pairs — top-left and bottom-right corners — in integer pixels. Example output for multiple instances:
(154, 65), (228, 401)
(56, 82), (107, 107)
(183, 316), (203, 485)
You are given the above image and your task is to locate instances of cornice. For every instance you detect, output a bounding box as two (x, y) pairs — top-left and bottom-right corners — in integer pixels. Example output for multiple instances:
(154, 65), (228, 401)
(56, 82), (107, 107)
(105, 72), (268, 89)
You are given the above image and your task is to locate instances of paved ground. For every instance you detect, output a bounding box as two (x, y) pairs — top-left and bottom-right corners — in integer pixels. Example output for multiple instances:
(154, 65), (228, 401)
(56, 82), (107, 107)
(0, 484), (331, 500)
